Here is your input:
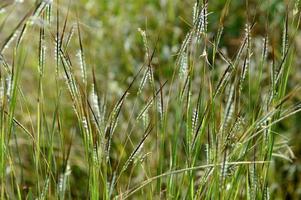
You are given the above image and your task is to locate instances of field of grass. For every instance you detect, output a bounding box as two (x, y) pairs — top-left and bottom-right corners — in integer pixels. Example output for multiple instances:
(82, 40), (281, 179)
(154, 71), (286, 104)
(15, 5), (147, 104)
(0, 0), (301, 199)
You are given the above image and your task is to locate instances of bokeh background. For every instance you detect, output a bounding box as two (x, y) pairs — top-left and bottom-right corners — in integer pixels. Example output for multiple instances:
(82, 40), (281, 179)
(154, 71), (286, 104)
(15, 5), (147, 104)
(0, 0), (300, 199)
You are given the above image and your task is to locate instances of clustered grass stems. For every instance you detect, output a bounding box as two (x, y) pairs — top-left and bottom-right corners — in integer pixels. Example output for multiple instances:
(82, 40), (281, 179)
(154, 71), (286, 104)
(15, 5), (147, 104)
(0, 0), (300, 199)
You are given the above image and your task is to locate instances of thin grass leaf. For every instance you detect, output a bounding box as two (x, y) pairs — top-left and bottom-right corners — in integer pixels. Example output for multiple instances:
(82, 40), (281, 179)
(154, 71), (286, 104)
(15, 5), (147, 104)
(76, 16), (87, 85)
(121, 123), (153, 172)
(137, 81), (167, 120)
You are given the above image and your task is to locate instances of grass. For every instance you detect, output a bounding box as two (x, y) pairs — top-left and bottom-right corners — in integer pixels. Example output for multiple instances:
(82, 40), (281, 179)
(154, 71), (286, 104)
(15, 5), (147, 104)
(0, 0), (301, 199)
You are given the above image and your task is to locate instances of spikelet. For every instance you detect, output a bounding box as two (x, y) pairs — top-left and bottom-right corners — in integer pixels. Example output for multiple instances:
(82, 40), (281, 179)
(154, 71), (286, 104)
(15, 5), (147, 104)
(281, 14), (288, 59)
(110, 93), (128, 133)
(58, 175), (66, 197)
(65, 25), (75, 48)
(192, 2), (199, 26)
(40, 176), (50, 200)
(138, 68), (149, 94)
(240, 24), (252, 88)
(121, 125), (151, 172)
(275, 14), (289, 85)
(90, 84), (101, 123)
(220, 151), (228, 189)
(138, 28), (149, 60)
(187, 87), (192, 110)
(6, 74), (11, 101)
(105, 93), (128, 161)
(142, 110), (149, 129)
(33, 2), (47, 18)
(75, 20), (87, 85)
(261, 35), (269, 62)
(63, 71), (76, 102)
(235, 23), (251, 66)
(178, 32), (192, 63)
(239, 56), (248, 91)
(157, 94), (164, 121)
(63, 73), (75, 101)
(179, 50), (188, 80)
(249, 164), (257, 200)
(76, 49), (87, 84)
(245, 23), (251, 47)
(229, 117), (244, 142)
(82, 116), (89, 134)
(122, 142), (144, 172)
(60, 49), (80, 98)
(148, 66), (154, 86)
(191, 108), (199, 134)
(41, 40), (46, 73)
(92, 145), (99, 166)
(222, 84), (235, 132)
(263, 185), (270, 200)
(39, 26), (46, 75)
(100, 97), (106, 127)
(58, 164), (71, 200)
(197, 3), (208, 34)
(137, 97), (153, 119)
(137, 152), (151, 164)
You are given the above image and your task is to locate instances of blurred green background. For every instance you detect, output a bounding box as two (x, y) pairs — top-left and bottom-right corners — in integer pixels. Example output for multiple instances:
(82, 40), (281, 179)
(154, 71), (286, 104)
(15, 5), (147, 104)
(0, 0), (300, 199)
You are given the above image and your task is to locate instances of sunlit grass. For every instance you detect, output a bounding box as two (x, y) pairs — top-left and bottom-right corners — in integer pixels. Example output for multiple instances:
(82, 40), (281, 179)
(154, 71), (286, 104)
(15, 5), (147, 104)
(0, 0), (300, 199)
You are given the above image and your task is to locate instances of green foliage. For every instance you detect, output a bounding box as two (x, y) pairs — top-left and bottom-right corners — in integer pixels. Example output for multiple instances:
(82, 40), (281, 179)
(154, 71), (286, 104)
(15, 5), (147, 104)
(0, 0), (300, 199)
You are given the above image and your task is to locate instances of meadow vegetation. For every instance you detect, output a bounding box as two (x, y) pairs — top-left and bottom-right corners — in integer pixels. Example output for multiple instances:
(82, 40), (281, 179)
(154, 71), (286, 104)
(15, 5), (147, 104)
(0, 0), (301, 199)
